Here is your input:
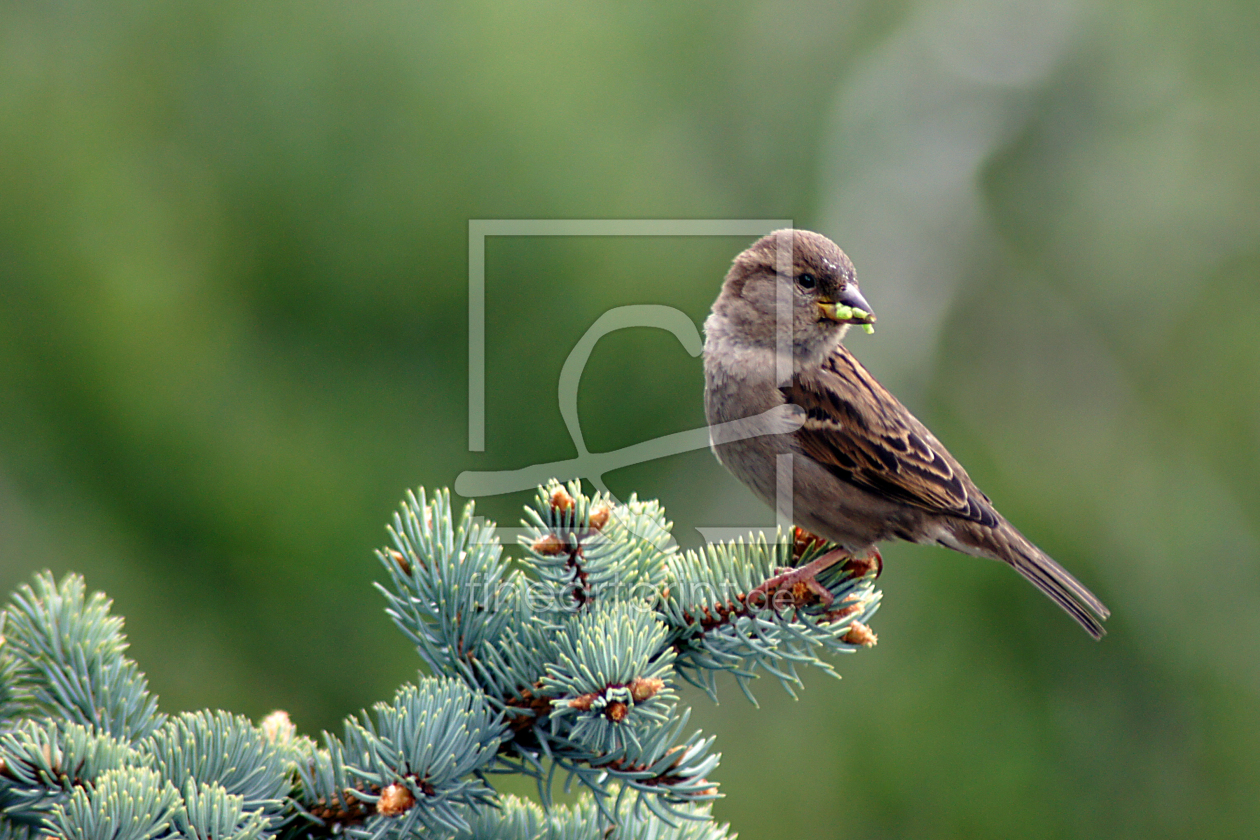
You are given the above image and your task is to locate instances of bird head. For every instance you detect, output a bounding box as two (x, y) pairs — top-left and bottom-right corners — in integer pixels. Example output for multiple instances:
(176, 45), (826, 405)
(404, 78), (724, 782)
(712, 229), (875, 357)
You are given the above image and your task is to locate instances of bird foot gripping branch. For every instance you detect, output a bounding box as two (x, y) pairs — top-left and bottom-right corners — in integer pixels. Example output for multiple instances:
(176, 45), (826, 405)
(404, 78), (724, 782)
(748, 551), (845, 611)
(743, 529), (883, 624)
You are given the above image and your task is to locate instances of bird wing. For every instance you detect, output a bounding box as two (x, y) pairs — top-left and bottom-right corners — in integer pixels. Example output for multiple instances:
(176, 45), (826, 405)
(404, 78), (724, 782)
(781, 348), (999, 528)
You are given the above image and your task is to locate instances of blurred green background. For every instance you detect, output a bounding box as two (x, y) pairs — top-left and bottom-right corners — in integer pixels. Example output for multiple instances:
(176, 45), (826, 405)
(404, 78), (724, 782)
(2, 1), (1258, 837)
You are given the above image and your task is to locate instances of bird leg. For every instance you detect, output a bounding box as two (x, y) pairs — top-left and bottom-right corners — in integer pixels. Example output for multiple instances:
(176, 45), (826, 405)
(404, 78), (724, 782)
(747, 548), (852, 611)
(746, 545), (883, 613)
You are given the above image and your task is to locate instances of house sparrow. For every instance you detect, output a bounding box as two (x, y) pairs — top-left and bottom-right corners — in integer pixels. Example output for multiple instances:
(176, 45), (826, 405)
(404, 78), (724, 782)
(703, 229), (1110, 638)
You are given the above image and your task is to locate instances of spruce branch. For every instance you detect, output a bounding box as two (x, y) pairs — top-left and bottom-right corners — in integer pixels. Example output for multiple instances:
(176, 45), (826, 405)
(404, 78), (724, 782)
(659, 529), (881, 704)
(174, 780), (270, 840)
(449, 793), (733, 840)
(338, 677), (504, 836)
(288, 733), (372, 835)
(519, 483), (615, 608)
(0, 612), (22, 724)
(141, 710), (294, 823)
(0, 719), (138, 827)
(0, 821), (32, 840)
(45, 766), (181, 840)
(377, 488), (516, 684)
(0, 479), (881, 840)
(2, 573), (162, 740)
(541, 601), (677, 756)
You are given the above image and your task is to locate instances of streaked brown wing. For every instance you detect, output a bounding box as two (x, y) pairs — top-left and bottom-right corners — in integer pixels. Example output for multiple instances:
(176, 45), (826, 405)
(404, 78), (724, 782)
(782, 348), (999, 528)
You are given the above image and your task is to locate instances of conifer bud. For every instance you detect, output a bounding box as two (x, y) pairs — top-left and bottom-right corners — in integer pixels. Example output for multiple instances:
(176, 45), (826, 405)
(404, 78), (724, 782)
(588, 503), (611, 531)
(568, 693), (596, 711)
(629, 677), (664, 702)
(793, 527), (827, 559)
(260, 710), (295, 745)
(377, 782), (416, 816)
(842, 621), (878, 647)
(549, 486), (575, 512)
(531, 533), (567, 556)
(387, 548), (411, 575)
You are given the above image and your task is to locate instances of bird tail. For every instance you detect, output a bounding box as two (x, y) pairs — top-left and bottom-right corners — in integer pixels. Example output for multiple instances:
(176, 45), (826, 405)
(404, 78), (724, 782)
(949, 521), (1110, 639)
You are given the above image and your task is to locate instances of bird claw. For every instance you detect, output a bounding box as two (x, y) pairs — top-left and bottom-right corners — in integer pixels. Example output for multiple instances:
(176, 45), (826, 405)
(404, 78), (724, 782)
(842, 547), (883, 579)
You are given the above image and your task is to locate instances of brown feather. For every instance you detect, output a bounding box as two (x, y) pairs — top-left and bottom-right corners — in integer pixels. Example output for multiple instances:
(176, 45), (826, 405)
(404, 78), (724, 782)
(782, 345), (1110, 638)
(951, 520), (1111, 639)
(783, 348), (998, 528)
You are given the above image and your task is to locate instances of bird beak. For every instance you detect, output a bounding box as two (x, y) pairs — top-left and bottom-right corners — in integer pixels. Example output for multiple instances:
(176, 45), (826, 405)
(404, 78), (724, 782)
(818, 287), (876, 327)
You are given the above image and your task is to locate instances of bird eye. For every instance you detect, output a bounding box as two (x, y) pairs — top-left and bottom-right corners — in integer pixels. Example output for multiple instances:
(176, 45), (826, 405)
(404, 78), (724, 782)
(796, 273), (817, 290)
